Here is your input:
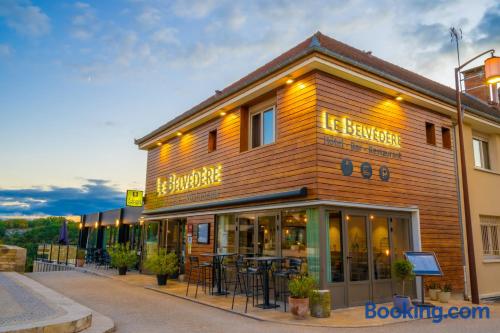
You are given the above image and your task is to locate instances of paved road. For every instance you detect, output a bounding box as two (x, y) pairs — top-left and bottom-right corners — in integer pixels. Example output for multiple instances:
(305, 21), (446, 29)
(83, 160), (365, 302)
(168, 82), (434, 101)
(29, 271), (499, 333)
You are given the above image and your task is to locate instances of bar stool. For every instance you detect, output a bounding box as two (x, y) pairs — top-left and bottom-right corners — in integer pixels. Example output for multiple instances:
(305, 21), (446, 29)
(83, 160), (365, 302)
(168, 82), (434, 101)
(273, 257), (303, 311)
(185, 256), (212, 298)
(231, 256), (264, 313)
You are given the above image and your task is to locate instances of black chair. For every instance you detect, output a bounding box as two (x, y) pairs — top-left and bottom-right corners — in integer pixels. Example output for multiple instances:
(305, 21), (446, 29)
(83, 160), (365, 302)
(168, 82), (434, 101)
(273, 258), (303, 311)
(186, 256), (212, 298)
(231, 255), (266, 313)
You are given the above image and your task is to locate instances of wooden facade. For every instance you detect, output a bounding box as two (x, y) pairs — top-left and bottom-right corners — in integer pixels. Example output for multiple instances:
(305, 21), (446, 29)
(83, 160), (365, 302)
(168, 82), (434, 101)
(142, 69), (463, 291)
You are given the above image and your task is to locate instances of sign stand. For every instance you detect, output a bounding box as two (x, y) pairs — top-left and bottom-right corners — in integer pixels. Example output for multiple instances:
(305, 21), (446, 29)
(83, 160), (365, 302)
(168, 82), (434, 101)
(404, 251), (443, 308)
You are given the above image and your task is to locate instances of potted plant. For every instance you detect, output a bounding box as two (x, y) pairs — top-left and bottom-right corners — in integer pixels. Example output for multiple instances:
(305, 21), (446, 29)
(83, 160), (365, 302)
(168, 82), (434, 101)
(108, 244), (137, 275)
(392, 259), (415, 312)
(143, 249), (178, 286)
(309, 290), (331, 318)
(288, 275), (316, 319)
(439, 283), (452, 303)
(76, 248), (86, 267)
(427, 281), (441, 301)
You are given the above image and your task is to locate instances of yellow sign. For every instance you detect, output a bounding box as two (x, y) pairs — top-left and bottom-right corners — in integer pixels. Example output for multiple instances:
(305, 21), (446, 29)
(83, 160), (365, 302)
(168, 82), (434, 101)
(126, 190), (144, 207)
(322, 112), (401, 148)
(157, 164), (222, 196)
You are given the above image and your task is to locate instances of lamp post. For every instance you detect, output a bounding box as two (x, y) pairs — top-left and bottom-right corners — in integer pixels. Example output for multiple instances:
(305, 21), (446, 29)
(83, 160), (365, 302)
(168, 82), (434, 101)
(451, 28), (497, 305)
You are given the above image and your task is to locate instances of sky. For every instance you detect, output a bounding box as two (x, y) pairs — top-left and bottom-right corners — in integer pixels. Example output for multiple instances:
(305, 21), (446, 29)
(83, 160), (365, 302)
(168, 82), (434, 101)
(0, 0), (499, 218)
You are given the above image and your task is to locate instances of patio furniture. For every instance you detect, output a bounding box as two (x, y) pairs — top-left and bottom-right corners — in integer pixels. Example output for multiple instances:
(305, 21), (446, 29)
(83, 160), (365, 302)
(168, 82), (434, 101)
(244, 256), (284, 309)
(273, 257), (303, 311)
(231, 255), (264, 313)
(200, 252), (236, 295)
(186, 256), (212, 298)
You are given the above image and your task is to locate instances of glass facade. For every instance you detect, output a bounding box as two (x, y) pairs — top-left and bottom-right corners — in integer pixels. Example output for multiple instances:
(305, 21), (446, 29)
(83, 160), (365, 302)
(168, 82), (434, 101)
(216, 215), (236, 253)
(281, 210), (307, 258)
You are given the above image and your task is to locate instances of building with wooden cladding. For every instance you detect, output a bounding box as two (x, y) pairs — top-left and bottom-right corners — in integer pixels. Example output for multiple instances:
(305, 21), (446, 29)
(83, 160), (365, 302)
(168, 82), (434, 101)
(135, 32), (500, 307)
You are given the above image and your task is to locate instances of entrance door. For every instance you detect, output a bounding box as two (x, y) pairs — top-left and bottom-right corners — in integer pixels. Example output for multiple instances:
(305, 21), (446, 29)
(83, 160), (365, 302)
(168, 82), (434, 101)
(257, 215), (278, 256)
(237, 215), (255, 255)
(371, 215), (392, 302)
(165, 219), (186, 275)
(346, 215), (370, 306)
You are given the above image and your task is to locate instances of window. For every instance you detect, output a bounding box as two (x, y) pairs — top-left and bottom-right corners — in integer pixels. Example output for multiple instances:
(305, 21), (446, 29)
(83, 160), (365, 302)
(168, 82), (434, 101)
(250, 106), (275, 148)
(216, 215), (235, 253)
(481, 216), (500, 258)
(473, 137), (490, 169)
(281, 210), (307, 259)
(441, 127), (451, 149)
(425, 122), (435, 145)
(208, 129), (217, 153)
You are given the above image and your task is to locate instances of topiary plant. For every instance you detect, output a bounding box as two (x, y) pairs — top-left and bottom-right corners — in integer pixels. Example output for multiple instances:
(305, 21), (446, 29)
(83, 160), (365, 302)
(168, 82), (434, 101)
(392, 259), (415, 296)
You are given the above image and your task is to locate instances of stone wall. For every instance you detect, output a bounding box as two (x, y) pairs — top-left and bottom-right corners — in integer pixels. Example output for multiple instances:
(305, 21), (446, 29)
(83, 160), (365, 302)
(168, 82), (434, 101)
(0, 245), (27, 272)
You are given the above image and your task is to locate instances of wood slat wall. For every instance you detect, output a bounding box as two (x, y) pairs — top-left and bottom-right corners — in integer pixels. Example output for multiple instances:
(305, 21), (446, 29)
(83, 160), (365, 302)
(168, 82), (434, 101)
(185, 215), (215, 283)
(314, 72), (463, 290)
(143, 70), (463, 291)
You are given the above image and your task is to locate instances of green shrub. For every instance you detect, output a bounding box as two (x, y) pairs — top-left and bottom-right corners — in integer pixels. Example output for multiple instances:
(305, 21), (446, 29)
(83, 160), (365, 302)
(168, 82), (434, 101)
(108, 244), (137, 268)
(288, 275), (316, 299)
(143, 249), (178, 276)
(392, 259), (415, 296)
(443, 283), (453, 292)
(427, 281), (441, 290)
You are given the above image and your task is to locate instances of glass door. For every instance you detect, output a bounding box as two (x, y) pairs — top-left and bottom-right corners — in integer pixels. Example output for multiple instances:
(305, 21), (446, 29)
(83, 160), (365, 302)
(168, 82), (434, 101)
(257, 215), (278, 256)
(346, 214), (370, 306)
(370, 215), (392, 302)
(237, 215), (255, 255)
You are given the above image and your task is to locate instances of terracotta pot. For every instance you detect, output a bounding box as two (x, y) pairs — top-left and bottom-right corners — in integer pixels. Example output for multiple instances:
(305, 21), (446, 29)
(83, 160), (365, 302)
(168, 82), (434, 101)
(288, 297), (309, 319)
(118, 266), (127, 275)
(76, 259), (85, 267)
(429, 289), (441, 301)
(439, 291), (451, 303)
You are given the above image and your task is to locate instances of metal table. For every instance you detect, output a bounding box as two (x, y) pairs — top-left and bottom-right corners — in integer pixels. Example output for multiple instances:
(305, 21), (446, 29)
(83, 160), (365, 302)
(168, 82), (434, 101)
(200, 253), (236, 295)
(244, 256), (284, 309)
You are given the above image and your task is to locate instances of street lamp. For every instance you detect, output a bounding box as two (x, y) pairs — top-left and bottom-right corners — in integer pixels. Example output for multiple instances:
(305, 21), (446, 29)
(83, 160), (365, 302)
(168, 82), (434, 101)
(451, 28), (498, 305)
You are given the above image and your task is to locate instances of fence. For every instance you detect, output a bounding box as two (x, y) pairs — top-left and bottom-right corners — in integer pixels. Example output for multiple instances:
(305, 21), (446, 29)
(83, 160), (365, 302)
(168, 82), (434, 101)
(36, 243), (80, 266)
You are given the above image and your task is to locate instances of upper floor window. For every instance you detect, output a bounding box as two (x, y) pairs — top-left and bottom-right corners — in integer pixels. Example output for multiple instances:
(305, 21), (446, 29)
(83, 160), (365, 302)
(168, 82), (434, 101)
(425, 122), (435, 145)
(250, 106), (275, 148)
(473, 136), (490, 169)
(480, 216), (500, 259)
(208, 129), (217, 153)
(441, 127), (451, 149)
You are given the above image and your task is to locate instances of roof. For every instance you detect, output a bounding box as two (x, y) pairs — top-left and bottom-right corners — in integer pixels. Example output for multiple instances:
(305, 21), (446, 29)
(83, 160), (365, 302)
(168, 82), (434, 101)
(136, 32), (499, 145)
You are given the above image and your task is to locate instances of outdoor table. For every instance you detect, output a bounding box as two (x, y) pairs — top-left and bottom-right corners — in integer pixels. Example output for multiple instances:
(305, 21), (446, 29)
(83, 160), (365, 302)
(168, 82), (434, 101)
(244, 256), (284, 309)
(200, 252), (236, 295)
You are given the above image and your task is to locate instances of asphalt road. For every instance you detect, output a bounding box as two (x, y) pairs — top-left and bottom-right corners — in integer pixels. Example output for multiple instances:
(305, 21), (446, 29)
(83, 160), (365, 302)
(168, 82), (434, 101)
(28, 271), (499, 333)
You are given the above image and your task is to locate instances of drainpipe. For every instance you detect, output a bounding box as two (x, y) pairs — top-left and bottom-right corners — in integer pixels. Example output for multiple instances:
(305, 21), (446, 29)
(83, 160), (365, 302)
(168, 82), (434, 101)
(452, 123), (469, 300)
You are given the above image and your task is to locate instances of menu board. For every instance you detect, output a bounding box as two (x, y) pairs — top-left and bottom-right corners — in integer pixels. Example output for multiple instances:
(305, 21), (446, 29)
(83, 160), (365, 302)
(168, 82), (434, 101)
(404, 251), (443, 276)
(197, 223), (210, 244)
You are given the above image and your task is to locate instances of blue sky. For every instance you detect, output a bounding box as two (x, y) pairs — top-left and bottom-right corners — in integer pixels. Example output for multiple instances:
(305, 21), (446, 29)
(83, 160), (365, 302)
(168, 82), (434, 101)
(0, 0), (499, 218)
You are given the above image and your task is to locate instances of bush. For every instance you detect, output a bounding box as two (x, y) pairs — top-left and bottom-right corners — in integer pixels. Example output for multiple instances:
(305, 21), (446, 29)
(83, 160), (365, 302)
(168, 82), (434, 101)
(143, 249), (178, 276)
(288, 275), (316, 299)
(108, 244), (137, 268)
(443, 283), (453, 292)
(392, 259), (415, 296)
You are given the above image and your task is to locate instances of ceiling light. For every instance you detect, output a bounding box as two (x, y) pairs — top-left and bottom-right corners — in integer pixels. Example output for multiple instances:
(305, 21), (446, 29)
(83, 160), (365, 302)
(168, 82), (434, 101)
(286, 78), (294, 84)
(220, 111), (226, 116)
(395, 96), (404, 101)
(177, 132), (182, 136)
(156, 142), (162, 146)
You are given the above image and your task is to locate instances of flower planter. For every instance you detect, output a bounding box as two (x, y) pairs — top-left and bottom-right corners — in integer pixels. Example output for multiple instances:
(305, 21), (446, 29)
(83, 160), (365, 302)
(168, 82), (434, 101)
(156, 274), (168, 286)
(288, 297), (309, 319)
(309, 290), (331, 318)
(429, 289), (441, 301)
(118, 266), (127, 275)
(393, 295), (412, 312)
(439, 291), (451, 303)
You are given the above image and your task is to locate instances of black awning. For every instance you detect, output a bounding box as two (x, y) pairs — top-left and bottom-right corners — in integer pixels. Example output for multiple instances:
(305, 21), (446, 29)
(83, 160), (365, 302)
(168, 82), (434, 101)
(143, 187), (308, 216)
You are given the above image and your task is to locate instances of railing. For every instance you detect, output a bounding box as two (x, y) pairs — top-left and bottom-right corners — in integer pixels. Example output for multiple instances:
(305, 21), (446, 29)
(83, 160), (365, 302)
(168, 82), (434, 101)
(36, 243), (80, 266)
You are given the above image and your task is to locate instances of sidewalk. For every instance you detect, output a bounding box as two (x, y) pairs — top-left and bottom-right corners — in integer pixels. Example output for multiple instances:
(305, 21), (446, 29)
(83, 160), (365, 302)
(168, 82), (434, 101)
(76, 265), (485, 328)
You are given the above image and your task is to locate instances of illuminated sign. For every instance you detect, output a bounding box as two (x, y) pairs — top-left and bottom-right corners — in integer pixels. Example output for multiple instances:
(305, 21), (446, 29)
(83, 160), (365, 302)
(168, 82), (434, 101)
(157, 164), (222, 196)
(126, 190), (144, 207)
(322, 112), (401, 148)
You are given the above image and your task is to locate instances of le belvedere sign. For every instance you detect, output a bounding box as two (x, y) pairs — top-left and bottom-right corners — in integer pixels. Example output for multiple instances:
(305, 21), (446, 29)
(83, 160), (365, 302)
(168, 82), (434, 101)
(157, 164), (222, 196)
(322, 111), (401, 148)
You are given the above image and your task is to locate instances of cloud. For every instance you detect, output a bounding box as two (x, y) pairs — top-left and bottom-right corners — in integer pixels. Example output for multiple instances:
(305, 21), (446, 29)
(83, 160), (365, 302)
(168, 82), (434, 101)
(0, 179), (124, 217)
(70, 1), (98, 40)
(172, 0), (218, 18)
(0, 0), (50, 37)
(136, 7), (162, 27)
(151, 27), (178, 44)
(473, 3), (500, 45)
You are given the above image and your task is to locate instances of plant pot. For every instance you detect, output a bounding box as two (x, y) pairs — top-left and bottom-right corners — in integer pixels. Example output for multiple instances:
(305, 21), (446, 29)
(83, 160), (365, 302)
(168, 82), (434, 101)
(76, 259), (85, 267)
(439, 291), (451, 303)
(392, 295), (412, 312)
(156, 274), (168, 286)
(429, 289), (441, 301)
(309, 290), (331, 318)
(118, 266), (127, 275)
(178, 274), (185, 282)
(288, 297), (309, 319)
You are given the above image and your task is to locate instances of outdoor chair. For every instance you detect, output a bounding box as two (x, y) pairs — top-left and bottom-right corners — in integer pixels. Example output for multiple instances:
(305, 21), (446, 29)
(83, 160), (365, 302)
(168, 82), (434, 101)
(273, 257), (303, 311)
(185, 256), (212, 298)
